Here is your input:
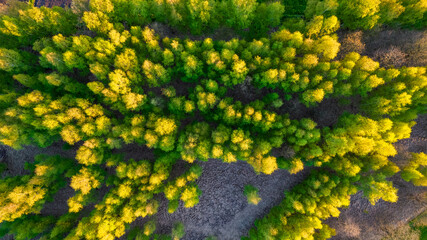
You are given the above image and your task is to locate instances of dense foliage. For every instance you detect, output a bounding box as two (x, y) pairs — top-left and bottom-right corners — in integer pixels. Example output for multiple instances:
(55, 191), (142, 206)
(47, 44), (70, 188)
(245, 170), (357, 239)
(304, 0), (426, 29)
(0, 0), (425, 239)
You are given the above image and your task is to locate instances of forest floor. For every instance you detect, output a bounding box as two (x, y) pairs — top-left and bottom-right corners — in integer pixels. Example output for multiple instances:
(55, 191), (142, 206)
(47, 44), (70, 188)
(0, 1), (426, 240)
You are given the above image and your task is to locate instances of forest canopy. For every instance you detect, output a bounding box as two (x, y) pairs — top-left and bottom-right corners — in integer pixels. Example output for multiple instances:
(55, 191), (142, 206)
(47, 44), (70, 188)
(0, 0), (425, 239)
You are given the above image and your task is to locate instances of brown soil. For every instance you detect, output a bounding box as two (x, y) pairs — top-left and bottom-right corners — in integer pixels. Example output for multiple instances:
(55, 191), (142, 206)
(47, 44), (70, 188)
(338, 28), (427, 68)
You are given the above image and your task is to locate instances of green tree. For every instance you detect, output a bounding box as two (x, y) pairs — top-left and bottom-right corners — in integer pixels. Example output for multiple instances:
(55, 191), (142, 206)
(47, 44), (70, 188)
(0, 48), (30, 73)
(305, 15), (340, 38)
(245, 171), (357, 240)
(223, 0), (258, 30)
(337, 0), (382, 29)
(311, 35), (341, 60)
(396, 0), (427, 27)
(250, 2), (285, 37)
(0, 5), (77, 46)
(379, 0), (405, 23)
(82, 11), (113, 35)
(305, 0), (339, 19)
(244, 185), (261, 205)
(0, 215), (56, 240)
(142, 60), (171, 87)
(172, 222), (185, 240)
(185, 0), (217, 34)
(401, 152), (427, 186)
(115, 48), (139, 72)
(359, 176), (398, 205)
(110, 0), (151, 26)
(70, 166), (105, 195)
(0, 155), (74, 223)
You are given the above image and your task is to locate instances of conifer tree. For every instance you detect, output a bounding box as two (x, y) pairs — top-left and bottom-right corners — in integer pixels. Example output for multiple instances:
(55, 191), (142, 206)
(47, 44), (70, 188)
(0, 48), (30, 73)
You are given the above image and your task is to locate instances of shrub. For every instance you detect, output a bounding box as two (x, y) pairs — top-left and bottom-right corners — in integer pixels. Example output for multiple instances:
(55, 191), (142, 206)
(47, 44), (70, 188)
(244, 185), (261, 205)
